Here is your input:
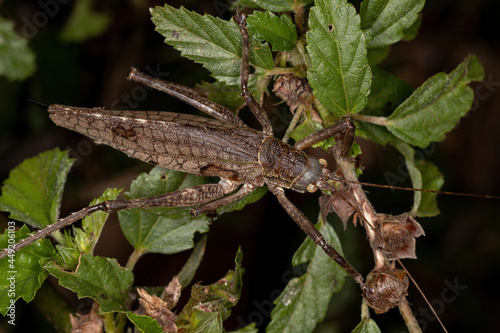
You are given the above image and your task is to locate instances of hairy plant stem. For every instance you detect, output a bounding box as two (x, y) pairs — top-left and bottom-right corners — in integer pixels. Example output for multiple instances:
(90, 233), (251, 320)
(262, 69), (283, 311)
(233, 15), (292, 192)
(351, 114), (388, 126)
(126, 248), (146, 271)
(335, 154), (421, 331)
(399, 297), (423, 333)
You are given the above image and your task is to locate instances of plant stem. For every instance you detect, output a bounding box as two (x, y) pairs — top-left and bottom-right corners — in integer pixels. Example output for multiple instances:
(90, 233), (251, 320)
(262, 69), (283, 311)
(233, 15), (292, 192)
(399, 297), (423, 333)
(126, 248), (146, 271)
(282, 105), (304, 143)
(351, 114), (388, 126)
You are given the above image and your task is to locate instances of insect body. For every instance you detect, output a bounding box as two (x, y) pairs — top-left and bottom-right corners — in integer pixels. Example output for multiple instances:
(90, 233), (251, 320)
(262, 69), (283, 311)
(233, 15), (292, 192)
(47, 74), (367, 294)
(6, 9), (492, 331)
(1, 10), (376, 300)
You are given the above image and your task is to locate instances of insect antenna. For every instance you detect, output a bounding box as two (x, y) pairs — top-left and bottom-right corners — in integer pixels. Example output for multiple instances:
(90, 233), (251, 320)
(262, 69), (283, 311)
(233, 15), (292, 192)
(27, 99), (50, 110)
(317, 171), (449, 333)
(331, 176), (500, 200)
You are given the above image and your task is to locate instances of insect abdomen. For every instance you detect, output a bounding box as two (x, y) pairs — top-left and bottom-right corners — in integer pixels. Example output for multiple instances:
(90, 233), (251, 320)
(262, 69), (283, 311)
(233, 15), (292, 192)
(49, 105), (266, 181)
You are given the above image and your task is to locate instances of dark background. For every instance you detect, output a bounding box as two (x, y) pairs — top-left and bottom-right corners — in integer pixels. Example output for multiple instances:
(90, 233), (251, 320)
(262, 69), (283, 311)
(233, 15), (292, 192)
(0, 1), (499, 332)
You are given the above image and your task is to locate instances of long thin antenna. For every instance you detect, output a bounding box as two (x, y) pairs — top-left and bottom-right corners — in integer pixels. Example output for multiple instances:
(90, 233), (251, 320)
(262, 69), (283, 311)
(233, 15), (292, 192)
(27, 99), (49, 110)
(333, 176), (500, 200)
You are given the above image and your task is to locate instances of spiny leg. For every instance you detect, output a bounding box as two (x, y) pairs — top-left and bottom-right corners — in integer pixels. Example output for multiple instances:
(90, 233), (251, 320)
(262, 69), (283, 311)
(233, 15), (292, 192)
(191, 183), (257, 216)
(294, 118), (355, 157)
(234, 8), (274, 136)
(269, 185), (375, 299)
(0, 182), (238, 260)
(127, 68), (245, 126)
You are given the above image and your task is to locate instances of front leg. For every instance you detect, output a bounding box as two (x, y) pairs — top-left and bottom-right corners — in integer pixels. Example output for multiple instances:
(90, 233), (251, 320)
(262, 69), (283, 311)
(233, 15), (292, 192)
(294, 118), (355, 157)
(234, 8), (274, 136)
(269, 185), (375, 299)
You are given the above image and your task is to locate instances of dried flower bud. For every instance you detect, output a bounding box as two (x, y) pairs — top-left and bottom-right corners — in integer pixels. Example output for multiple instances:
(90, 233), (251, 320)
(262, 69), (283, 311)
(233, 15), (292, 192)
(365, 268), (409, 314)
(273, 75), (314, 112)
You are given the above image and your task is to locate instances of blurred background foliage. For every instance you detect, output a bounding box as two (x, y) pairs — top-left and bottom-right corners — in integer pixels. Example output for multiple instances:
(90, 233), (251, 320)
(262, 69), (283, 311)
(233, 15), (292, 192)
(0, 0), (499, 332)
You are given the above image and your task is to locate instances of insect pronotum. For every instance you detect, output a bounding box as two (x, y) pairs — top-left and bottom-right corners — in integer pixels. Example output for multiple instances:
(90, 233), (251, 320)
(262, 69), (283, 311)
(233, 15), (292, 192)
(1, 7), (498, 332)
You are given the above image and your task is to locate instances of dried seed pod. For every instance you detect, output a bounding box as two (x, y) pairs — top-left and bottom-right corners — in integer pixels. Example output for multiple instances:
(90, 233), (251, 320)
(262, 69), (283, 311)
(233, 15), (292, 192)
(372, 213), (425, 259)
(365, 268), (409, 314)
(273, 75), (314, 112)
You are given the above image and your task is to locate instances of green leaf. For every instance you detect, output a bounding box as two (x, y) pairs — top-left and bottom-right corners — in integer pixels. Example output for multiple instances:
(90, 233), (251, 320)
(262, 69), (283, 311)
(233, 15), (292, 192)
(178, 248), (244, 331)
(267, 219), (346, 333)
(196, 74), (271, 112)
(307, 0), (372, 116)
(358, 67), (413, 145)
(74, 188), (122, 254)
(216, 185), (267, 215)
(177, 235), (207, 289)
(127, 313), (163, 333)
(197, 80), (246, 110)
(387, 55), (485, 147)
(392, 140), (422, 216)
(229, 323), (258, 332)
(365, 67), (414, 116)
(414, 159), (444, 217)
(118, 167), (210, 254)
(0, 16), (36, 80)
(366, 45), (390, 65)
(150, 5), (273, 86)
(246, 11), (297, 51)
(190, 310), (223, 333)
(290, 117), (324, 143)
(0, 225), (57, 315)
(237, 0), (313, 12)
(360, 0), (425, 48)
(402, 14), (422, 41)
(44, 254), (133, 313)
(0, 148), (75, 231)
(60, 0), (112, 43)
(352, 318), (382, 332)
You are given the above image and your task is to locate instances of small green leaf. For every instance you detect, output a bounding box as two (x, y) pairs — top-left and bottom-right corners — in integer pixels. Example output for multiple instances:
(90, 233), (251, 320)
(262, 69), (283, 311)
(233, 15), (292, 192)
(229, 323), (258, 332)
(0, 225), (57, 315)
(352, 318), (382, 332)
(392, 140), (422, 216)
(361, 0), (425, 48)
(60, 0), (112, 43)
(0, 16), (36, 80)
(54, 244), (80, 268)
(290, 117), (324, 143)
(415, 159), (444, 217)
(151, 5), (273, 87)
(387, 55), (485, 147)
(358, 67), (413, 145)
(402, 14), (422, 41)
(365, 67), (414, 116)
(178, 248), (244, 331)
(366, 45), (390, 65)
(44, 254), (133, 313)
(237, 0), (313, 12)
(0, 148), (75, 231)
(190, 310), (223, 333)
(267, 219), (346, 333)
(127, 313), (163, 333)
(74, 188), (122, 254)
(177, 235), (207, 289)
(197, 80), (246, 110)
(246, 11), (297, 51)
(118, 168), (210, 254)
(216, 185), (267, 215)
(307, 0), (372, 116)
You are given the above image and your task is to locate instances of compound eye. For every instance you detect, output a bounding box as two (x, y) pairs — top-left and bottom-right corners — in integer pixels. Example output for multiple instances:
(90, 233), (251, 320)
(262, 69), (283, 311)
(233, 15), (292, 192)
(318, 158), (328, 168)
(306, 183), (318, 193)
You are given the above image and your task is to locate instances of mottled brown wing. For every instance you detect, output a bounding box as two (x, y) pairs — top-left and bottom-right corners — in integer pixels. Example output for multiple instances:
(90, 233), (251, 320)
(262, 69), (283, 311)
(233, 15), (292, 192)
(49, 105), (266, 181)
